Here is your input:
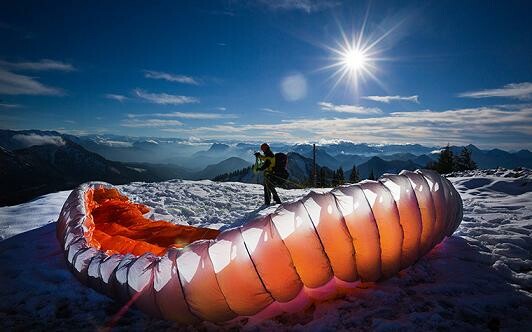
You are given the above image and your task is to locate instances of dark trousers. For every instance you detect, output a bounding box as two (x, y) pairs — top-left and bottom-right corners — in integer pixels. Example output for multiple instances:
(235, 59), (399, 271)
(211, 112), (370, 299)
(264, 173), (281, 205)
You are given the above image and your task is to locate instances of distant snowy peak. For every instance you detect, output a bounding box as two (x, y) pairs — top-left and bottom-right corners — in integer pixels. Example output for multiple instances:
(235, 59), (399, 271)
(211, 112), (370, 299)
(85, 134), (206, 146)
(292, 141), (436, 157)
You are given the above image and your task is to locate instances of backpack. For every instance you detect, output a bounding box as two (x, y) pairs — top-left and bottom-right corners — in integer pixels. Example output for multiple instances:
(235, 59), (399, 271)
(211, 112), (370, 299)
(273, 153), (289, 180)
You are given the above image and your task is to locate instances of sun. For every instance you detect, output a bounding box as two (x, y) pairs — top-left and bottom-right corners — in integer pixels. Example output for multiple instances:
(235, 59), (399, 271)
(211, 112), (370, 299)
(342, 48), (368, 72)
(318, 13), (400, 95)
(323, 38), (379, 94)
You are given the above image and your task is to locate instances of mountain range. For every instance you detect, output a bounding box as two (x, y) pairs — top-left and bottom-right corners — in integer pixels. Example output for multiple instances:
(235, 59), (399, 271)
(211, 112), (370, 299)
(1, 129), (531, 205)
(67, 133), (531, 171)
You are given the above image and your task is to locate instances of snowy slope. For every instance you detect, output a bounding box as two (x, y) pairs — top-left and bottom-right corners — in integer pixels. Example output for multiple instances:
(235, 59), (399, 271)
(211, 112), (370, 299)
(0, 170), (530, 330)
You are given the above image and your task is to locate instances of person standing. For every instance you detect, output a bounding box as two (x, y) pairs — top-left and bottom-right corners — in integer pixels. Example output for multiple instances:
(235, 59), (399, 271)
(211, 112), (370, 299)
(254, 143), (282, 205)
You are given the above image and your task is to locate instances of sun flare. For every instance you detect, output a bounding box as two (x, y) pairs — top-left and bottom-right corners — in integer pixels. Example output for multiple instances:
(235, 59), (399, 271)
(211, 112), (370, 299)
(323, 38), (379, 94)
(320, 15), (397, 95)
(342, 48), (368, 71)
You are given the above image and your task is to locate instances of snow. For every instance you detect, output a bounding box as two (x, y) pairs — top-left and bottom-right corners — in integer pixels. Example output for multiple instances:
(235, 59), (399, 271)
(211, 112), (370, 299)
(120, 179), (314, 230)
(0, 169), (531, 330)
(0, 191), (70, 241)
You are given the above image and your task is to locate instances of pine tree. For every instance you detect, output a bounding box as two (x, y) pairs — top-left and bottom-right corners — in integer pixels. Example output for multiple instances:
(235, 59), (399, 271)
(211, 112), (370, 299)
(349, 165), (360, 183)
(332, 168), (345, 186)
(318, 167), (327, 187)
(454, 146), (477, 171)
(337, 168), (345, 185)
(433, 144), (455, 174)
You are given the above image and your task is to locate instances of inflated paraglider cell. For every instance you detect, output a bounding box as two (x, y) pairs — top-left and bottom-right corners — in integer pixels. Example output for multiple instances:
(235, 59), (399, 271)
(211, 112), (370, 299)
(57, 170), (463, 323)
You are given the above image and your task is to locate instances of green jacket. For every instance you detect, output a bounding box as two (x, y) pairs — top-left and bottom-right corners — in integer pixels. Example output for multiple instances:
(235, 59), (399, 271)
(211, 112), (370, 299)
(257, 150), (276, 173)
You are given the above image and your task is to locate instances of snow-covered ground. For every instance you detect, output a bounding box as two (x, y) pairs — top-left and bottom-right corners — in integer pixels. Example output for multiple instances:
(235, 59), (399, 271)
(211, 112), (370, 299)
(0, 169), (530, 331)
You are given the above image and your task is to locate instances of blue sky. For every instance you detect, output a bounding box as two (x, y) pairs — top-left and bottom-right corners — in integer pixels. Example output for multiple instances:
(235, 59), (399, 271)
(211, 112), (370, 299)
(0, 0), (531, 149)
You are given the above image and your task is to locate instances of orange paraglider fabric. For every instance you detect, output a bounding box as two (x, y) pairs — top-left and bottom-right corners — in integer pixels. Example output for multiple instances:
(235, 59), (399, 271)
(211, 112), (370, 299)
(57, 170), (463, 324)
(85, 187), (220, 256)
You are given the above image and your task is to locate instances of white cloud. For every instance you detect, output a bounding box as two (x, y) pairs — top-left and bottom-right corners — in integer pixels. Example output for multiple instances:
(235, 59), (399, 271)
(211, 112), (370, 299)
(105, 93), (128, 102)
(258, 0), (338, 13)
(121, 118), (184, 128)
(281, 73), (307, 101)
(318, 102), (382, 115)
(0, 59), (75, 72)
(363, 95), (419, 103)
(0, 103), (22, 108)
(0, 68), (64, 95)
(163, 105), (531, 149)
(215, 107), (227, 111)
(12, 134), (65, 147)
(458, 82), (532, 100)
(98, 140), (133, 148)
(134, 89), (199, 105)
(127, 111), (237, 120)
(143, 70), (199, 85)
(261, 107), (283, 114)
